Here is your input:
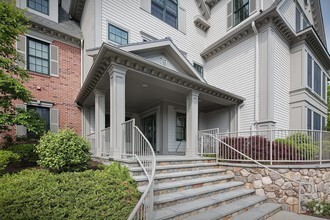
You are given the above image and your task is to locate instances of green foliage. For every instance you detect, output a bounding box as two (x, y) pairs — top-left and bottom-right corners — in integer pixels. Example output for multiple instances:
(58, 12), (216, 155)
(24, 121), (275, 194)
(36, 129), (91, 172)
(0, 150), (20, 175)
(7, 143), (38, 165)
(306, 200), (330, 217)
(0, 2), (44, 135)
(275, 132), (318, 159)
(0, 162), (140, 219)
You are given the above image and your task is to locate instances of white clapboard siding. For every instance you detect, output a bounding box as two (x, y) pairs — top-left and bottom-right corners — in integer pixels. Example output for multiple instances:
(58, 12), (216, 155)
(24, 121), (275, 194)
(100, 0), (206, 68)
(206, 0), (261, 48)
(205, 36), (256, 131)
(278, 0), (296, 32)
(204, 109), (230, 133)
(273, 33), (290, 130)
(80, 0), (96, 80)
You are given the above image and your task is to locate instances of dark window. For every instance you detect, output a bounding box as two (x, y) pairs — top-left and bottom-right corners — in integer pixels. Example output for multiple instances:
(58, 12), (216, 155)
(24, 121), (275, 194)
(303, 18), (308, 29)
(108, 24), (128, 45)
(193, 63), (204, 77)
(295, 7), (301, 32)
(322, 116), (326, 130)
(27, 105), (50, 138)
(233, 0), (249, 26)
(313, 112), (321, 130)
(151, 0), (178, 28)
(27, 0), (49, 15)
(27, 38), (49, 75)
(307, 108), (312, 130)
(314, 62), (321, 96)
(307, 54), (313, 88)
(176, 113), (186, 141)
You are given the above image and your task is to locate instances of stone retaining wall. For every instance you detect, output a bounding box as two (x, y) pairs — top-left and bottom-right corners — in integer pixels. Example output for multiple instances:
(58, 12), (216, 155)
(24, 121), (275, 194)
(220, 165), (330, 213)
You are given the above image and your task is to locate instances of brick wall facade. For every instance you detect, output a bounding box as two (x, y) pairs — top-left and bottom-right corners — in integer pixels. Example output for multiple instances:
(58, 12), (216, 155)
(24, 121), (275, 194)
(12, 40), (82, 136)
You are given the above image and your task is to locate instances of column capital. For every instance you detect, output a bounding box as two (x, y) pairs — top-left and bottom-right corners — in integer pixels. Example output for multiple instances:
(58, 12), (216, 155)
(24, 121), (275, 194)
(108, 64), (127, 76)
(94, 89), (106, 96)
(187, 90), (200, 97)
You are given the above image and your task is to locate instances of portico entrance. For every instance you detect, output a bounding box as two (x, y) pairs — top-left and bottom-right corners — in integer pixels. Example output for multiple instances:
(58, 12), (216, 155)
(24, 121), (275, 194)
(76, 40), (244, 159)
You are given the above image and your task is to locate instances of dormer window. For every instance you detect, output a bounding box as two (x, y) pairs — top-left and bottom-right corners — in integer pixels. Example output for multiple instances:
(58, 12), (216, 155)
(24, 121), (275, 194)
(27, 0), (49, 15)
(296, 4), (310, 32)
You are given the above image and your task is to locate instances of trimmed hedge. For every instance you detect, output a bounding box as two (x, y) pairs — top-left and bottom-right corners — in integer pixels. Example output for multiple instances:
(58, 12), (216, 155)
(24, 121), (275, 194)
(0, 151), (20, 175)
(36, 129), (91, 172)
(0, 162), (140, 219)
(7, 143), (38, 165)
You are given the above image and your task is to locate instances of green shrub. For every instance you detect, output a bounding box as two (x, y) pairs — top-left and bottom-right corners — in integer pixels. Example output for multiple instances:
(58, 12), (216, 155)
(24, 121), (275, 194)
(0, 151), (20, 175)
(0, 162), (140, 219)
(7, 143), (38, 165)
(275, 132), (318, 159)
(36, 129), (91, 172)
(306, 200), (330, 217)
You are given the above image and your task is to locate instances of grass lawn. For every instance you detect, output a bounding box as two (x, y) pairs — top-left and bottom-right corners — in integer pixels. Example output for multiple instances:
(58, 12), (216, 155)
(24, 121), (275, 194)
(0, 162), (140, 220)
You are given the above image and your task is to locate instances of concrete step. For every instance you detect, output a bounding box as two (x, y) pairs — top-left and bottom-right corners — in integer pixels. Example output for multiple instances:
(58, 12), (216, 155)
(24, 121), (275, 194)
(138, 174), (234, 195)
(232, 203), (282, 220)
(133, 168), (226, 185)
(184, 195), (268, 220)
(154, 181), (244, 209)
(153, 188), (255, 220)
(156, 157), (216, 166)
(129, 162), (219, 176)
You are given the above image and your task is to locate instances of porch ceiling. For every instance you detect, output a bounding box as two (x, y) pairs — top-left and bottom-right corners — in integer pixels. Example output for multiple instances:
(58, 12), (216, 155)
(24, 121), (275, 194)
(83, 69), (229, 113)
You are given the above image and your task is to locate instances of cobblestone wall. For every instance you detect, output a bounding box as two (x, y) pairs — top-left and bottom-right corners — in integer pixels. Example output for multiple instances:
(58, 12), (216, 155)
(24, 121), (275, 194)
(221, 165), (330, 213)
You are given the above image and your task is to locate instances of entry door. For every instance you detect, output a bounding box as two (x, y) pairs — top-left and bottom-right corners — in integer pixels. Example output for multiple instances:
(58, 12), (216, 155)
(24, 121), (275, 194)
(143, 114), (156, 151)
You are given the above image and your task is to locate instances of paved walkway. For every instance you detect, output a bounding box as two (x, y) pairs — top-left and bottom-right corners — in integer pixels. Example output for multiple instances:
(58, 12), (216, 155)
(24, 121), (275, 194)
(267, 211), (327, 220)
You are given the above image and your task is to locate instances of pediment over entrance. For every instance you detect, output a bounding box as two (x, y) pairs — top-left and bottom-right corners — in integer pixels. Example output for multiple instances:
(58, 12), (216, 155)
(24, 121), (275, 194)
(119, 39), (205, 82)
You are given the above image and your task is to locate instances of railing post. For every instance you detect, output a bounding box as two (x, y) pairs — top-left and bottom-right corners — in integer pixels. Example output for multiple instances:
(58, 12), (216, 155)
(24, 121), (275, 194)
(320, 131), (323, 165)
(216, 133), (219, 161)
(201, 134), (204, 157)
(270, 130), (273, 165)
(132, 126), (135, 156)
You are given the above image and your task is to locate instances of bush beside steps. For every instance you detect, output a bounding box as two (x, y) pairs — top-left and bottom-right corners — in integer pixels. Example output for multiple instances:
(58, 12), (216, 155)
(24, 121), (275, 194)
(0, 162), (140, 219)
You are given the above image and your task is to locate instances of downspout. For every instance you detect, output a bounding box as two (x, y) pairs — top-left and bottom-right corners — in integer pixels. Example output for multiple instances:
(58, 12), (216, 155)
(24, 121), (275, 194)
(252, 21), (259, 128)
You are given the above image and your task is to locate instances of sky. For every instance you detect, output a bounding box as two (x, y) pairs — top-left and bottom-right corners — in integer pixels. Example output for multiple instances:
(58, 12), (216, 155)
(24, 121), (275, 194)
(321, 0), (330, 49)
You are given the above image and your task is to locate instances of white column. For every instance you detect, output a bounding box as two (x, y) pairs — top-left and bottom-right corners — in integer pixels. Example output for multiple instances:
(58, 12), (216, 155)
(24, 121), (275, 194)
(109, 65), (127, 158)
(186, 91), (200, 157)
(94, 89), (105, 157)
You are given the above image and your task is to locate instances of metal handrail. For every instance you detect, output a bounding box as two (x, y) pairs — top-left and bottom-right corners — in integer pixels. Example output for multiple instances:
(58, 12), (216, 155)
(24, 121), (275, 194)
(126, 121), (156, 220)
(217, 129), (330, 164)
(201, 133), (314, 213)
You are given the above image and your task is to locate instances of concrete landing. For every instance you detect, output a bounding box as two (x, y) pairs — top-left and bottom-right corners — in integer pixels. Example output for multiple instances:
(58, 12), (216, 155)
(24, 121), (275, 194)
(267, 211), (326, 220)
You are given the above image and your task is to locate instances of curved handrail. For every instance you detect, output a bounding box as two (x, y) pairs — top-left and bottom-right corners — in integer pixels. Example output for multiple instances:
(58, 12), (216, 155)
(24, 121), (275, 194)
(202, 133), (314, 213)
(127, 126), (156, 220)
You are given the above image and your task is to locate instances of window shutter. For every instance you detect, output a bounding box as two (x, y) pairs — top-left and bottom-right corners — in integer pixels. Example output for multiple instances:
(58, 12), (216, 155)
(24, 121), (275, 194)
(16, 104), (27, 137)
(50, 45), (59, 77)
(227, 0), (233, 29)
(178, 6), (186, 33)
(16, 35), (26, 68)
(249, 0), (256, 14)
(140, 0), (151, 13)
(50, 109), (59, 132)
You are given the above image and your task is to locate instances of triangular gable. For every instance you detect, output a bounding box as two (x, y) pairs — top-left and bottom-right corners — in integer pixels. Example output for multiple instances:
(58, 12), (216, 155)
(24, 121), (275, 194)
(118, 39), (205, 82)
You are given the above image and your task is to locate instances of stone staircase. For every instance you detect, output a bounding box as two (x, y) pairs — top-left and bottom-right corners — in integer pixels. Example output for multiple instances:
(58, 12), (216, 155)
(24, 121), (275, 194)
(128, 157), (282, 220)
